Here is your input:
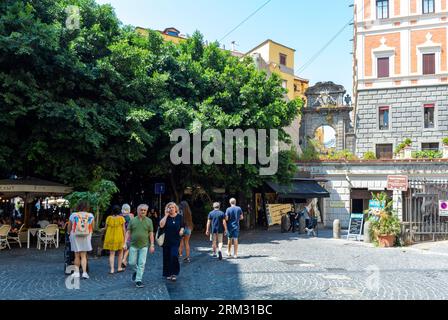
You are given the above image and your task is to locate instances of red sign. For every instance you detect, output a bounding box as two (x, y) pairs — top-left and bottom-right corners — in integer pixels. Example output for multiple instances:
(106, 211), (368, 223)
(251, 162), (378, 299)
(387, 175), (409, 192)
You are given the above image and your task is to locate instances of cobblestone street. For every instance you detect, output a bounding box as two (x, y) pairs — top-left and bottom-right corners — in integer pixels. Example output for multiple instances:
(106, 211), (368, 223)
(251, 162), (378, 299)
(2, 228), (448, 300)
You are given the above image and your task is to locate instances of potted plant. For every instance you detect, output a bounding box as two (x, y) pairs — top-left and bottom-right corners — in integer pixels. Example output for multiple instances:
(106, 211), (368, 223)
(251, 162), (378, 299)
(443, 138), (448, 159)
(66, 179), (119, 256)
(367, 192), (401, 248)
(363, 151), (377, 161)
(394, 138), (412, 159)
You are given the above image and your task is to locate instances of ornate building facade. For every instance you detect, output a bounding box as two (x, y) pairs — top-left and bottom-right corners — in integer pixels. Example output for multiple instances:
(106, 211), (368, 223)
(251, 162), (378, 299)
(354, 0), (448, 159)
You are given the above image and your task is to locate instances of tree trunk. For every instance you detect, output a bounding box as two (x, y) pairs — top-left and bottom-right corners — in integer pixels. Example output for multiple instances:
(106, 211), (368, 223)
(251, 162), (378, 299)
(170, 171), (180, 204)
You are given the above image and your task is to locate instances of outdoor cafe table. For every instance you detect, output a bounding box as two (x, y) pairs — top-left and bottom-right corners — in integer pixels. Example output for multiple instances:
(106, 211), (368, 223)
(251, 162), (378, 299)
(27, 228), (59, 249)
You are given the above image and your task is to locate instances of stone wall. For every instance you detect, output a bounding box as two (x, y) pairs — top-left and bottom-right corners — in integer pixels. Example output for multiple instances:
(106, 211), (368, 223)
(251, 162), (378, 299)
(356, 85), (448, 157)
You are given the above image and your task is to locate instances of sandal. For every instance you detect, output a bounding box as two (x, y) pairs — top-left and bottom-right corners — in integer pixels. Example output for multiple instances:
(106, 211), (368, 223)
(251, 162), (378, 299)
(117, 269), (125, 273)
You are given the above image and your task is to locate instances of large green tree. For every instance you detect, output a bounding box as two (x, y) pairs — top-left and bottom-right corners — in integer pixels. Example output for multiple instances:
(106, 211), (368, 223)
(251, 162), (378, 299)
(0, 0), (303, 201)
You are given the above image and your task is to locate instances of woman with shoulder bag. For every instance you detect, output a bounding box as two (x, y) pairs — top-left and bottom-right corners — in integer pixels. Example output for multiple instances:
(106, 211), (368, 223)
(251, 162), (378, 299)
(159, 202), (185, 282)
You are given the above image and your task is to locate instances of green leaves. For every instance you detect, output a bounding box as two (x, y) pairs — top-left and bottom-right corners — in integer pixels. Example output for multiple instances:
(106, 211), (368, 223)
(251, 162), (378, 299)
(0, 0), (302, 200)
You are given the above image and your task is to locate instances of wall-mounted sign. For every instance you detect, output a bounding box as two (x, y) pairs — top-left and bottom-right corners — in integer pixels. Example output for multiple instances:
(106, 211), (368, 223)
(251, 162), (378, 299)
(440, 200), (448, 217)
(330, 201), (346, 208)
(387, 175), (409, 192)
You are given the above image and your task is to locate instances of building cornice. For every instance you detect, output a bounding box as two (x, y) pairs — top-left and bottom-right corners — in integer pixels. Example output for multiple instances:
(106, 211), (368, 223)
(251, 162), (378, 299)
(356, 19), (448, 35)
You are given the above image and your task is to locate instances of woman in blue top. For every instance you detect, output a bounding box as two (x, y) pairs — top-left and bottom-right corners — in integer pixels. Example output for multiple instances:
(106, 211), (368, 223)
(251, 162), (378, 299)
(159, 202), (185, 282)
(178, 201), (194, 263)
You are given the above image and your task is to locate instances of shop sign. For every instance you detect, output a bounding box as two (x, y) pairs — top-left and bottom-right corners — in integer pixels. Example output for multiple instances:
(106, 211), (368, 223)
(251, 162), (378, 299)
(387, 175), (409, 192)
(330, 201), (346, 208)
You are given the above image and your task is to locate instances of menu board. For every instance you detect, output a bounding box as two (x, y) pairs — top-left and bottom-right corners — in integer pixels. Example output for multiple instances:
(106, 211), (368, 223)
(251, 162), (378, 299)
(347, 213), (364, 241)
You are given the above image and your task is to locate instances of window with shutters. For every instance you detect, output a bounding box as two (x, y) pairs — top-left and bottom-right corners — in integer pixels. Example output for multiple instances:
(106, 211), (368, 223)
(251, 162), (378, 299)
(423, 53), (436, 75)
(379, 106), (390, 131)
(424, 104), (435, 129)
(377, 57), (390, 78)
(376, 144), (393, 160)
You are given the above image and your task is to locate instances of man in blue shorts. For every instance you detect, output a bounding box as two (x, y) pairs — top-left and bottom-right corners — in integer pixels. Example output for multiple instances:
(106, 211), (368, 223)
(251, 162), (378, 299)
(206, 202), (227, 260)
(225, 198), (244, 259)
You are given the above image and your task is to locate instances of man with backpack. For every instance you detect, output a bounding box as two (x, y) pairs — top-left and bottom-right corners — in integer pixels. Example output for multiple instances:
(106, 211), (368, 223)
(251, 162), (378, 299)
(68, 201), (95, 279)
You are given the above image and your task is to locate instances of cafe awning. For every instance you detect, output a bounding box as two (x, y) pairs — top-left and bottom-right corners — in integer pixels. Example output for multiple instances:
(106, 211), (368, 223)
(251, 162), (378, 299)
(266, 180), (330, 199)
(0, 178), (73, 198)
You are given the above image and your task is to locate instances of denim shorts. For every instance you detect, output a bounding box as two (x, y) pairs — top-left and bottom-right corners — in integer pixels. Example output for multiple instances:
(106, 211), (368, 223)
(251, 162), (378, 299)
(227, 229), (239, 239)
(183, 228), (192, 236)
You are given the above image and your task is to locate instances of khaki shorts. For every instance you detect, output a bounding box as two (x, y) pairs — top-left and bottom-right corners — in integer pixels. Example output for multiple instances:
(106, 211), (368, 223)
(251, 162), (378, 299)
(210, 233), (224, 243)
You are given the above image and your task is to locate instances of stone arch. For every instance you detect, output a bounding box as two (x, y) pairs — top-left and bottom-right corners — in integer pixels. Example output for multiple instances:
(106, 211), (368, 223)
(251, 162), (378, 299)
(299, 82), (354, 153)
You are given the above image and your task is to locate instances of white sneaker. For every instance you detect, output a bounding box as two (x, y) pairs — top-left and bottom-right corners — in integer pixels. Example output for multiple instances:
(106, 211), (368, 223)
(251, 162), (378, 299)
(233, 255), (238, 259)
(212, 252), (217, 257)
(73, 272), (80, 278)
(82, 272), (90, 279)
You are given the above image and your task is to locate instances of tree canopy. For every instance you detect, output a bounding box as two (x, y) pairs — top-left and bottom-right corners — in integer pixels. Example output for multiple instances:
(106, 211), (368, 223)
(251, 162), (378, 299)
(0, 0), (303, 200)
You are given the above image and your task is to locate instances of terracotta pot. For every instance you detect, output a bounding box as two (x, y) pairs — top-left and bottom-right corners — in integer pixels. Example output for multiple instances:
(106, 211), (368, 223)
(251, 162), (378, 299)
(378, 235), (396, 248)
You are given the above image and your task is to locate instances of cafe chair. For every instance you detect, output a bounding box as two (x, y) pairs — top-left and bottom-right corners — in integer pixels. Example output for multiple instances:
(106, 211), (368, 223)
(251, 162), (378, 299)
(0, 225), (11, 250)
(37, 224), (59, 251)
(8, 224), (26, 248)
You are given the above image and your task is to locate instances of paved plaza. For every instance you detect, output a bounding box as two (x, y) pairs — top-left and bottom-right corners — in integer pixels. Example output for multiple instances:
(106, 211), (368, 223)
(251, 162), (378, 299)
(1, 228), (448, 300)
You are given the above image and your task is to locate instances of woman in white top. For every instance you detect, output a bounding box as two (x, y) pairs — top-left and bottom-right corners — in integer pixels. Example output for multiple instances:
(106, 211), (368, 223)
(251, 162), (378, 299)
(68, 201), (95, 279)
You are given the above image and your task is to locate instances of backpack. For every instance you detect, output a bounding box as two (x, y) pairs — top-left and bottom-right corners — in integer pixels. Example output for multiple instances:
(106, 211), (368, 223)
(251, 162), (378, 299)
(73, 212), (92, 236)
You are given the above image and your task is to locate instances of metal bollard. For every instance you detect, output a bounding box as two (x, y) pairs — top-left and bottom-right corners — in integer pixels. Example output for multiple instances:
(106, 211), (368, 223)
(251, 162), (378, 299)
(299, 216), (306, 234)
(333, 219), (341, 239)
(364, 220), (372, 243)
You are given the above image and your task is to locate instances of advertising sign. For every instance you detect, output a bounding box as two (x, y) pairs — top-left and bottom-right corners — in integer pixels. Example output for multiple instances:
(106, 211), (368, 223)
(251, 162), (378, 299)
(387, 175), (409, 192)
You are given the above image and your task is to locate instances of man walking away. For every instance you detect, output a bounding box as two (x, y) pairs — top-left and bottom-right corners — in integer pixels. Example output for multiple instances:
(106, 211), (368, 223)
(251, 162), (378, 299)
(206, 202), (227, 261)
(125, 204), (155, 288)
(225, 198), (243, 259)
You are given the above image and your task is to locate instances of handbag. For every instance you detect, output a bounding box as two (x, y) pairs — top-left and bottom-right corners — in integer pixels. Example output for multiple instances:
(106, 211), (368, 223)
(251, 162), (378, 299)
(156, 228), (165, 247)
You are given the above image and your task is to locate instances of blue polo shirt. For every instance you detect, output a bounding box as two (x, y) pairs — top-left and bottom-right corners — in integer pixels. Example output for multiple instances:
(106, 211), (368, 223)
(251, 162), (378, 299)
(225, 206), (243, 231)
(208, 210), (225, 234)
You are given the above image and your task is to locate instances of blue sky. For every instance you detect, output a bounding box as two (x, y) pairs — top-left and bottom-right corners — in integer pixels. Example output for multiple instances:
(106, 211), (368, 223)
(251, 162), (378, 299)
(96, 0), (354, 95)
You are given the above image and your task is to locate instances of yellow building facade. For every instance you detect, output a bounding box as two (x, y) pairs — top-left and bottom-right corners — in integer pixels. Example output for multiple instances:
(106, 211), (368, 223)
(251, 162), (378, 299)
(246, 40), (309, 151)
(246, 40), (309, 101)
(136, 27), (186, 44)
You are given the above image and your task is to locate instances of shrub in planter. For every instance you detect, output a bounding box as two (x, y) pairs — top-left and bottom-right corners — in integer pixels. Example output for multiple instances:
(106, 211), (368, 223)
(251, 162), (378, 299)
(395, 138), (412, 157)
(443, 138), (448, 146)
(413, 150), (443, 159)
(367, 192), (401, 247)
(369, 213), (401, 247)
(363, 151), (377, 161)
